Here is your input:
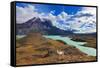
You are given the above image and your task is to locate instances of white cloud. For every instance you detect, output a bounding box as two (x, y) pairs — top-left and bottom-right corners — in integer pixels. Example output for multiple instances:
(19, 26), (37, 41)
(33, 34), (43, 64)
(16, 5), (96, 34)
(16, 5), (38, 24)
(74, 29), (96, 34)
(50, 10), (55, 14)
(72, 7), (96, 33)
(77, 7), (96, 15)
(57, 11), (68, 21)
(54, 7), (96, 33)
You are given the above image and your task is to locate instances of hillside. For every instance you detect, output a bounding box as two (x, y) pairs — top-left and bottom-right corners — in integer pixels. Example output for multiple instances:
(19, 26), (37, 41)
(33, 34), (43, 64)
(16, 32), (96, 65)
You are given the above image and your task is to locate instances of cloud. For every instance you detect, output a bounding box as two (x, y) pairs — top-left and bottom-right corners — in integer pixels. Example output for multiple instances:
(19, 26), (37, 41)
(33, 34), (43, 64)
(16, 4), (96, 34)
(71, 7), (96, 33)
(77, 7), (96, 15)
(57, 11), (69, 21)
(16, 5), (38, 24)
(52, 7), (96, 33)
(50, 10), (55, 14)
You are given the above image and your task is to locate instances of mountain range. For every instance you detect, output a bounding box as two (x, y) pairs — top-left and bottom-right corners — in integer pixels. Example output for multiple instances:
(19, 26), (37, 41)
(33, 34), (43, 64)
(16, 17), (96, 35)
(16, 17), (74, 35)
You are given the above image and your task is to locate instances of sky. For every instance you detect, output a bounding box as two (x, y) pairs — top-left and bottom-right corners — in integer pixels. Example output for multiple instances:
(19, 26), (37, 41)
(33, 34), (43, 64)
(16, 2), (96, 34)
(16, 2), (81, 15)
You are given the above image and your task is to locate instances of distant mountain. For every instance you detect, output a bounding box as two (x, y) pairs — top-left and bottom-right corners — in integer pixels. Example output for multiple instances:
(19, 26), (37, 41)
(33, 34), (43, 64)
(16, 17), (73, 35)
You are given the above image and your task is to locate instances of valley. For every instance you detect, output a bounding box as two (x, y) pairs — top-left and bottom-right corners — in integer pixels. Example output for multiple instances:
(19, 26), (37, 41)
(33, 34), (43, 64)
(16, 32), (96, 65)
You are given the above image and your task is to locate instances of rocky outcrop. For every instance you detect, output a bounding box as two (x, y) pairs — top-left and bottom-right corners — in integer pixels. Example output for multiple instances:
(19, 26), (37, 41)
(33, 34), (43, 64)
(70, 35), (96, 48)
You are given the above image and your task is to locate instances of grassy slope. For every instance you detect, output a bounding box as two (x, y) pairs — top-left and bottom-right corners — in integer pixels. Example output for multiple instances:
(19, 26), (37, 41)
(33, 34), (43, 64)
(16, 33), (96, 65)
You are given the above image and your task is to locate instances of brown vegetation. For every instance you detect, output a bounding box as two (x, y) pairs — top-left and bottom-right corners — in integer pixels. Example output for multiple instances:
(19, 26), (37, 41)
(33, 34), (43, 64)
(70, 35), (96, 48)
(16, 33), (96, 65)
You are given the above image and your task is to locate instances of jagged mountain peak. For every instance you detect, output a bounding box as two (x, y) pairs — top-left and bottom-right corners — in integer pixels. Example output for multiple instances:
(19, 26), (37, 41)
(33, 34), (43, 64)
(16, 17), (73, 35)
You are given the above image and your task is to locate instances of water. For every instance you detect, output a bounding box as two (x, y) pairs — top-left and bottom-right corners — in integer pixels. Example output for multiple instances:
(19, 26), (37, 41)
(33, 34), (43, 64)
(16, 35), (26, 39)
(43, 35), (96, 56)
(16, 35), (96, 56)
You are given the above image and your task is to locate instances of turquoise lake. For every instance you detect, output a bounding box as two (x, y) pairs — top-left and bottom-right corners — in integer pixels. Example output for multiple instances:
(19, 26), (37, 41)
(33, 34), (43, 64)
(43, 35), (96, 56)
(16, 35), (96, 56)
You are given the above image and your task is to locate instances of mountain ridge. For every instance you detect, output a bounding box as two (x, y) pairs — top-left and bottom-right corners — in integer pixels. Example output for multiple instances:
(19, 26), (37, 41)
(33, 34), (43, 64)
(16, 17), (96, 35)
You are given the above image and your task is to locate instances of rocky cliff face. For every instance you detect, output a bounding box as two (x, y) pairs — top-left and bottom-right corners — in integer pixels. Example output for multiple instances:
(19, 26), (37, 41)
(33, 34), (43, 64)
(16, 17), (73, 35)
